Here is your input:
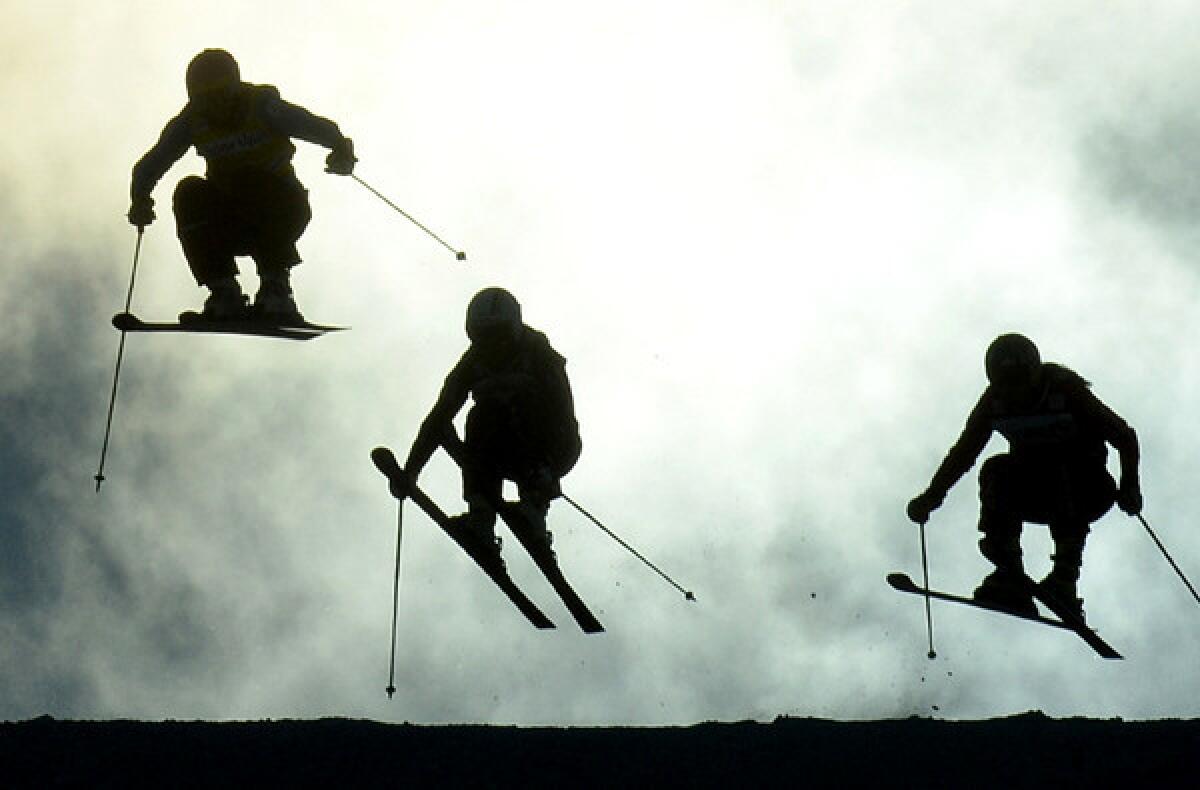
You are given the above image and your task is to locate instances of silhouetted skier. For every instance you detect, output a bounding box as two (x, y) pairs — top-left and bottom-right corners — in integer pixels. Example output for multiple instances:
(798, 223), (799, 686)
(906, 333), (1142, 619)
(392, 287), (582, 556)
(127, 48), (356, 324)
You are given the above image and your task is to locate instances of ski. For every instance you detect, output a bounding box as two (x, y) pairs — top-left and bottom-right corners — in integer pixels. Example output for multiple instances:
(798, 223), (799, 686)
(1026, 577), (1124, 660)
(498, 504), (605, 634)
(436, 434), (604, 633)
(113, 312), (346, 341)
(370, 447), (555, 631)
(887, 572), (1122, 660)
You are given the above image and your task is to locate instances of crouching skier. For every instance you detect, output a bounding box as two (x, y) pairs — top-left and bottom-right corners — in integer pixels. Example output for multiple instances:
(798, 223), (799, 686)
(394, 287), (582, 559)
(127, 48), (356, 325)
(906, 333), (1143, 620)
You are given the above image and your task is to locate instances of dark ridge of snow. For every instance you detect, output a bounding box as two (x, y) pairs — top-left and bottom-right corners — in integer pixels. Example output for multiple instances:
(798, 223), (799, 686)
(2, 711), (1197, 787)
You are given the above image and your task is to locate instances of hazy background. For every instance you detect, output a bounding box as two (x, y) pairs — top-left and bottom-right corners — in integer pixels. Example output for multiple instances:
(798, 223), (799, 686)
(2, 0), (1199, 724)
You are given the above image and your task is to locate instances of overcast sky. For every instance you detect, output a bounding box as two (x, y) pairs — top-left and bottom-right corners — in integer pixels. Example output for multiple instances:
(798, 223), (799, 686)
(3, 1), (1199, 724)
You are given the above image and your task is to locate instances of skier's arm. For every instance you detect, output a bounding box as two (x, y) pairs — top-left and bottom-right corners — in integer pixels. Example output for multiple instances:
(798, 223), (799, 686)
(262, 95), (347, 148)
(404, 367), (471, 480)
(1098, 403), (1139, 482)
(544, 356), (578, 434)
(261, 93), (355, 173)
(130, 112), (192, 202)
(909, 395), (992, 522)
(1079, 387), (1142, 513)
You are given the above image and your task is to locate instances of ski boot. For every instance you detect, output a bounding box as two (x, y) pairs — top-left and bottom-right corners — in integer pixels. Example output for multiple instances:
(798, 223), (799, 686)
(1041, 530), (1087, 622)
(448, 507), (502, 565)
(973, 568), (1037, 616)
(513, 470), (558, 556)
(1036, 570), (1086, 623)
(182, 277), (248, 323)
(252, 273), (304, 326)
(511, 499), (555, 559)
(974, 522), (1035, 614)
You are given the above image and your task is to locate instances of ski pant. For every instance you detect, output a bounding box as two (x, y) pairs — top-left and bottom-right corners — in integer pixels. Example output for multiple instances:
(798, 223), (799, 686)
(460, 400), (581, 514)
(976, 453), (1116, 579)
(172, 170), (311, 287)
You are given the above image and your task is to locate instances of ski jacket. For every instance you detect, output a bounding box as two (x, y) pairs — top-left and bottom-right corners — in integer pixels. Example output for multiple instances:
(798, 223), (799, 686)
(406, 327), (582, 476)
(926, 363), (1138, 501)
(131, 83), (347, 199)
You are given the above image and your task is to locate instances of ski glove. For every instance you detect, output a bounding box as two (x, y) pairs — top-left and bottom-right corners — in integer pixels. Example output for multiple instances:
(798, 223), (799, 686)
(1117, 477), (1143, 516)
(906, 490), (944, 525)
(127, 196), (155, 228)
(325, 137), (357, 176)
(388, 466), (412, 501)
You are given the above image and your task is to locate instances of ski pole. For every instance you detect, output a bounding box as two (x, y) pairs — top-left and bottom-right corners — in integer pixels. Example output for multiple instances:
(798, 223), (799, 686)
(439, 433), (694, 602)
(918, 519), (937, 659)
(94, 227), (144, 492)
(1136, 513), (1200, 606)
(350, 174), (467, 261)
(561, 493), (696, 602)
(386, 500), (404, 699)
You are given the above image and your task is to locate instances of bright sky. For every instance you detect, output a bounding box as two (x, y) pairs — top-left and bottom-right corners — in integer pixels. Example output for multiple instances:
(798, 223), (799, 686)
(3, 1), (1200, 724)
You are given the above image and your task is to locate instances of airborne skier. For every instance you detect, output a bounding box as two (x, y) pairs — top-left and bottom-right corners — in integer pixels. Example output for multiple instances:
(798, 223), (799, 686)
(906, 333), (1143, 620)
(127, 48), (356, 324)
(392, 287), (582, 556)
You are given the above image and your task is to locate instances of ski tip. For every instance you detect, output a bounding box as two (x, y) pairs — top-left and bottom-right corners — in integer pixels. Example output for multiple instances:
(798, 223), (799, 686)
(684, 591), (696, 602)
(886, 572), (917, 591)
(288, 322), (349, 333)
(112, 312), (138, 330)
(370, 446), (399, 475)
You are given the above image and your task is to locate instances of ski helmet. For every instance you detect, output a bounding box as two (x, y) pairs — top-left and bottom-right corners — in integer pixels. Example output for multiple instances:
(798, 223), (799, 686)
(466, 287), (523, 345)
(186, 49), (240, 99)
(985, 333), (1041, 388)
